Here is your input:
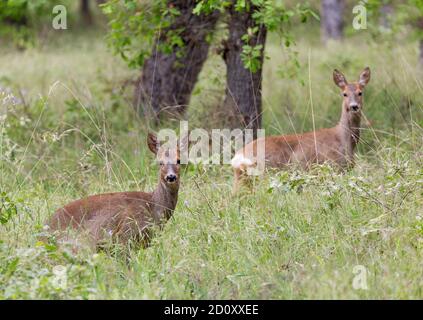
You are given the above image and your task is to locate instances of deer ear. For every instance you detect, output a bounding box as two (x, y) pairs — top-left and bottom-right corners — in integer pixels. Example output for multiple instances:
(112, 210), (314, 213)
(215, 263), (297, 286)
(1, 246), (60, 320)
(147, 132), (159, 155)
(333, 69), (348, 89)
(358, 67), (371, 87)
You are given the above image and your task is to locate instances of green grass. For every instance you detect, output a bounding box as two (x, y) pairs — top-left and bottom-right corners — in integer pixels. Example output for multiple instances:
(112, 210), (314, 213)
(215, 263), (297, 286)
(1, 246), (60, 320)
(0, 29), (422, 299)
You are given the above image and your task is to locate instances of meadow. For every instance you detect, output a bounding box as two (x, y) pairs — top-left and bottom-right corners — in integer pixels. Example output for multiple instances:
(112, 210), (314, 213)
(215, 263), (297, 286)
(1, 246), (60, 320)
(0, 25), (422, 299)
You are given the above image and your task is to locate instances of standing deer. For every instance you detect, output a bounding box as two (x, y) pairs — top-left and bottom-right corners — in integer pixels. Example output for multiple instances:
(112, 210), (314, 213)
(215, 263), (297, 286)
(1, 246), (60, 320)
(231, 67), (371, 192)
(47, 132), (185, 250)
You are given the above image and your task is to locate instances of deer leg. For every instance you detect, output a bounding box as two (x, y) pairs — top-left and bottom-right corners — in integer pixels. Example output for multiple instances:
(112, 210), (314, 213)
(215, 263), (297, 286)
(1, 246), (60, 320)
(233, 167), (253, 194)
(232, 168), (242, 194)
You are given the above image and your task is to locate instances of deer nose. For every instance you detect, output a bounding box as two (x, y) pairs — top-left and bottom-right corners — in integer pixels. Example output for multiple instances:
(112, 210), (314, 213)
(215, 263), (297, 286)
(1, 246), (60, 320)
(350, 104), (359, 112)
(165, 174), (177, 183)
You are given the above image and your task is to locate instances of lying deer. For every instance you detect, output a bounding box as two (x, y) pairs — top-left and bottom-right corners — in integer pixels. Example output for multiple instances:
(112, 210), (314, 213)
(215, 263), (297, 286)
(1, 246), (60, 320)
(231, 67), (371, 192)
(47, 133), (184, 250)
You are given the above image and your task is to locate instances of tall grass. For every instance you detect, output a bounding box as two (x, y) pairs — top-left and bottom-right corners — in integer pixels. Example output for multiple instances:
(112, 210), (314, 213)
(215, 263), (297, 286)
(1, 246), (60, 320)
(0, 29), (422, 299)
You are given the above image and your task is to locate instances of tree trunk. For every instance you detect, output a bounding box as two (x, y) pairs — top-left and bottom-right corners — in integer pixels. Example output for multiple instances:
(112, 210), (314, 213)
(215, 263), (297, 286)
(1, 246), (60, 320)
(80, 0), (92, 25)
(417, 18), (423, 67)
(321, 0), (344, 42)
(222, 1), (267, 137)
(379, 4), (393, 30)
(134, 1), (219, 121)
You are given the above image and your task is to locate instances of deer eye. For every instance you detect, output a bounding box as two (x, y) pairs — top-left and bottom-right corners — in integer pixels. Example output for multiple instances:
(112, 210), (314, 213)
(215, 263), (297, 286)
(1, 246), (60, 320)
(159, 161), (164, 166)
(343, 93), (348, 97)
(358, 92), (362, 96)
(177, 159), (181, 165)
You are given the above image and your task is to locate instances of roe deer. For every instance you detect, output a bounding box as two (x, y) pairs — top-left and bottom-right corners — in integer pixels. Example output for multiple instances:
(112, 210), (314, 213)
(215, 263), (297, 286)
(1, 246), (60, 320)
(231, 67), (371, 192)
(47, 132), (185, 250)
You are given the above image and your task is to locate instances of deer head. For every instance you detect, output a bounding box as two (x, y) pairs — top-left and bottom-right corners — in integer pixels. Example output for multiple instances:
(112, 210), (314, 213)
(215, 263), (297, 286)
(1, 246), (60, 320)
(147, 132), (187, 191)
(333, 67), (371, 117)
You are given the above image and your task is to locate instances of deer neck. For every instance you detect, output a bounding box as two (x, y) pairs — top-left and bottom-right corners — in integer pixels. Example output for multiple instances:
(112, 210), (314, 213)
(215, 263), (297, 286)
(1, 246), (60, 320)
(151, 179), (179, 223)
(337, 104), (362, 156)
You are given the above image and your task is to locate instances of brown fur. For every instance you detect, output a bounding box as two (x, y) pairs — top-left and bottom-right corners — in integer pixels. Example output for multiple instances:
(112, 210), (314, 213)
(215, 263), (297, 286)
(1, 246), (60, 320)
(47, 133), (184, 250)
(233, 67), (371, 192)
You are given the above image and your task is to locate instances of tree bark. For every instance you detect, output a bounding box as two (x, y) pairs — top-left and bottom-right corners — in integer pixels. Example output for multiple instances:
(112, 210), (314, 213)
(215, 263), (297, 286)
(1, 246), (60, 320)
(134, 1), (219, 121)
(417, 18), (423, 67)
(80, 0), (92, 25)
(222, 1), (267, 137)
(321, 0), (344, 42)
(379, 4), (393, 30)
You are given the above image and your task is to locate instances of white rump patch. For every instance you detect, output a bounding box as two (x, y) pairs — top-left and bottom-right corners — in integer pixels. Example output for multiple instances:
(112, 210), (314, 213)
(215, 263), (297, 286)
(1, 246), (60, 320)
(231, 153), (254, 169)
